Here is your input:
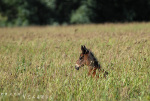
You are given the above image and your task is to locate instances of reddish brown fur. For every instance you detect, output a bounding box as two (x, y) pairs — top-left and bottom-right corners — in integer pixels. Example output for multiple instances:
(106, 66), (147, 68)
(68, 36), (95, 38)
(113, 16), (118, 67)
(75, 45), (108, 78)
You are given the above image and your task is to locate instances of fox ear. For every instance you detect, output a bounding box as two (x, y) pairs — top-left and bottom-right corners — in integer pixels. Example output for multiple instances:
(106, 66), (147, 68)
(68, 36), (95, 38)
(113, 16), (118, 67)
(81, 45), (89, 54)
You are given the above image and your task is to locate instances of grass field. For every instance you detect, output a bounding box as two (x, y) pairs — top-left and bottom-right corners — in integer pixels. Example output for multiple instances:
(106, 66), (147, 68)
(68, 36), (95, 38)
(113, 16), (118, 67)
(0, 23), (150, 101)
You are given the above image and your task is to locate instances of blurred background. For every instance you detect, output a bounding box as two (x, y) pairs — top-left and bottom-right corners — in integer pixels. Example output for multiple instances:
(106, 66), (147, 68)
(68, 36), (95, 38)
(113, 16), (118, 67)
(0, 0), (150, 27)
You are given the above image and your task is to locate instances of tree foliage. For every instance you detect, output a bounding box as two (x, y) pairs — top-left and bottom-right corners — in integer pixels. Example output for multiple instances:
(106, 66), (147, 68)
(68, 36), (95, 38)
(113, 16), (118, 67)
(0, 0), (150, 26)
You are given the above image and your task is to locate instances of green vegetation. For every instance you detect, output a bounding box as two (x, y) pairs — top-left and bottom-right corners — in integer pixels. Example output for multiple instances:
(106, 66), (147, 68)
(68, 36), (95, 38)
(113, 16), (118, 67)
(1, 0), (150, 26)
(0, 23), (150, 100)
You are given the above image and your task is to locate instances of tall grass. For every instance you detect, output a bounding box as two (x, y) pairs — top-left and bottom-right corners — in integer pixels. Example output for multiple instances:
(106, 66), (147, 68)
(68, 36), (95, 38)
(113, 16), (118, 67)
(0, 23), (150, 101)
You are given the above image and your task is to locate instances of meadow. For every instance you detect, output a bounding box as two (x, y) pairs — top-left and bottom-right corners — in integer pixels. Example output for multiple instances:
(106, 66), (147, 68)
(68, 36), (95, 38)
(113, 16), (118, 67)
(0, 23), (150, 101)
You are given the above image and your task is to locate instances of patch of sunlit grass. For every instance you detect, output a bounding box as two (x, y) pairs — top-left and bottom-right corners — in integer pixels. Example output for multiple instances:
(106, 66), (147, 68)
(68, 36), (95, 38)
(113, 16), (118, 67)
(0, 22), (150, 100)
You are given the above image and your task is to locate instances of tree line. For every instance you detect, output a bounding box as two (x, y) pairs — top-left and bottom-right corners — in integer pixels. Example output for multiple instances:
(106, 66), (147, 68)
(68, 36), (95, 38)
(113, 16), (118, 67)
(0, 0), (150, 26)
